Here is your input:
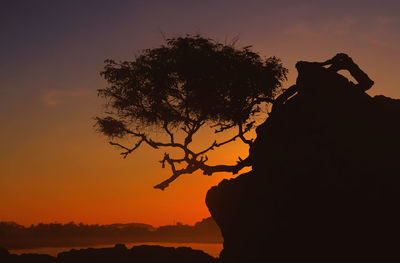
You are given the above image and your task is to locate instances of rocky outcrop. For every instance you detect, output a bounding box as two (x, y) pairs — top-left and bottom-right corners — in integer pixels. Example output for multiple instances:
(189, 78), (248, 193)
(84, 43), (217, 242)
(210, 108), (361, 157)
(0, 244), (216, 263)
(207, 66), (400, 262)
(58, 244), (216, 263)
(0, 247), (55, 263)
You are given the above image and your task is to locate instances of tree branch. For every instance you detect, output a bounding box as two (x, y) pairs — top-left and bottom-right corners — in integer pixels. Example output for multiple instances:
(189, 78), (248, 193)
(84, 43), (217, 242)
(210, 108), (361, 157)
(123, 128), (196, 156)
(154, 154), (252, 190)
(109, 139), (144, 158)
(238, 122), (254, 145)
(200, 156), (251, 175)
(154, 154), (199, 190)
(112, 122), (254, 190)
(183, 120), (203, 147)
(196, 123), (253, 159)
(163, 122), (175, 144)
(196, 134), (238, 157)
(160, 153), (185, 168)
(211, 123), (235, 133)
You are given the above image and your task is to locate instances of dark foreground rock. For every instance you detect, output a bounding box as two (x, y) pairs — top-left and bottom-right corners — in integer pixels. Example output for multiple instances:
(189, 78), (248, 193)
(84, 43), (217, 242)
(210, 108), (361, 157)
(207, 62), (400, 262)
(0, 246), (55, 263)
(0, 244), (217, 263)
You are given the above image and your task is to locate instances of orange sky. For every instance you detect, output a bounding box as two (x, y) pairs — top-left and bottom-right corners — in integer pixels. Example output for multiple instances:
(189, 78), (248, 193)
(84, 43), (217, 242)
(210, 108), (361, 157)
(0, 1), (399, 226)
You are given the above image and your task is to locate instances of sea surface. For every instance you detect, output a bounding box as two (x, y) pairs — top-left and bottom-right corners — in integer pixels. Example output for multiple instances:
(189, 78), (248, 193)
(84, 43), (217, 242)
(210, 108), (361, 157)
(9, 242), (223, 258)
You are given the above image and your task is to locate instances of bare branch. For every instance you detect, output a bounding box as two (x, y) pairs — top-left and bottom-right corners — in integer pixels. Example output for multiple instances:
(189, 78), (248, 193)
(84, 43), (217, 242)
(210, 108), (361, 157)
(154, 167), (195, 190)
(196, 133), (240, 157)
(160, 153), (185, 168)
(111, 120), (255, 190)
(123, 128), (196, 156)
(109, 139), (144, 158)
(110, 125), (197, 160)
(196, 141), (217, 156)
(154, 143), (252, 190)
(238, 123), (254, 145)
(154, 156), (199, 190)
(199, 156), (252, 176)
(195, 123), (253, 157)
(212, 123), (235, 133)
(154, 149), (252, 190)
(163, 122), (175, 144)
(184, 120), (203, 147)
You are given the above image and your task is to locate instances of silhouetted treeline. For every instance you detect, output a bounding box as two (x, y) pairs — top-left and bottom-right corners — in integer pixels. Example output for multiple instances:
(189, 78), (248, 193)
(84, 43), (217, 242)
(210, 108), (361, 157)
(0, 218), (222, 250)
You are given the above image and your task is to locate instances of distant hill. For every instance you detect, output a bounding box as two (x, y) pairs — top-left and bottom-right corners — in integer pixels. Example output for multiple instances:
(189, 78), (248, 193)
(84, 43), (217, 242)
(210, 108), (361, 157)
(0, 217), (222, 250)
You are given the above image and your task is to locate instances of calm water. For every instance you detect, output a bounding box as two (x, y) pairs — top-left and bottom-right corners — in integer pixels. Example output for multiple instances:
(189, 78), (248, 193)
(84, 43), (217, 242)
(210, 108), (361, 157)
(9, 242), (223, 258)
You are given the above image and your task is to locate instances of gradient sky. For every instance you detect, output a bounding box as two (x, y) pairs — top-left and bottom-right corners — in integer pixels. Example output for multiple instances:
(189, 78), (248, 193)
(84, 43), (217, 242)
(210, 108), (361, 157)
(1, 0), (399, 226)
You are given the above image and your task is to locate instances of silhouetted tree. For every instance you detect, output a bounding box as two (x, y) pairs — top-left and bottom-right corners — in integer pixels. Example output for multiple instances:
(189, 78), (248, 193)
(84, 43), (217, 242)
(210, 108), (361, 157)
(96, 35), (287, 190)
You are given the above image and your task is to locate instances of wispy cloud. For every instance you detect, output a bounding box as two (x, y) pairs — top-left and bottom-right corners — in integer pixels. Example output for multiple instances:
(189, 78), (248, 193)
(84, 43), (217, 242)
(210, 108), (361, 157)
(284, 17), (357, 39)
(375, 16), (394, 26)
(283, 15), (399, 51)
(41, 89), (94, 106)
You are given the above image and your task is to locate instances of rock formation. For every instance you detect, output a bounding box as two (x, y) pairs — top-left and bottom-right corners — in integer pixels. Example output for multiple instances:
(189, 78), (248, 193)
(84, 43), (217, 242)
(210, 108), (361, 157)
(0, 244), (216, 263)
(206, 57), (400, 262)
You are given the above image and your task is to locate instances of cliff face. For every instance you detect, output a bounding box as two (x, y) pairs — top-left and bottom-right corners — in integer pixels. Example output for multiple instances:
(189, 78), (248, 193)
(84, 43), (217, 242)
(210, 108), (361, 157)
(206, 68), (400, 262)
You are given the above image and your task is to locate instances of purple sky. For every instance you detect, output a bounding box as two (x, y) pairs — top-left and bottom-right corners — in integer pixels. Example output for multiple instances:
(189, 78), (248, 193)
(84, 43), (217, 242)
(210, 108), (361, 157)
(0, 0), (399, 226)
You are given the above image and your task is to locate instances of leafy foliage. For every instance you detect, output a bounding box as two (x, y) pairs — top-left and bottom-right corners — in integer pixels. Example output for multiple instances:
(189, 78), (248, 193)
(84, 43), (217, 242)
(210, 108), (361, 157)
(96, 35), (287, 189)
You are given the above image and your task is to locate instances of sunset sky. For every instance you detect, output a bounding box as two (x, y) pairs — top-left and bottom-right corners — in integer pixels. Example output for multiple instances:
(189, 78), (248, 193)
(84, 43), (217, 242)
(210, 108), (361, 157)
(1, 0), (399, 227)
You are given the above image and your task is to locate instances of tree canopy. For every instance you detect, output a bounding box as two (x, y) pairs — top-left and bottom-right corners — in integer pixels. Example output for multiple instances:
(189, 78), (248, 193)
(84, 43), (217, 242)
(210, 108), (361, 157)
(96, 35), (287, 190)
